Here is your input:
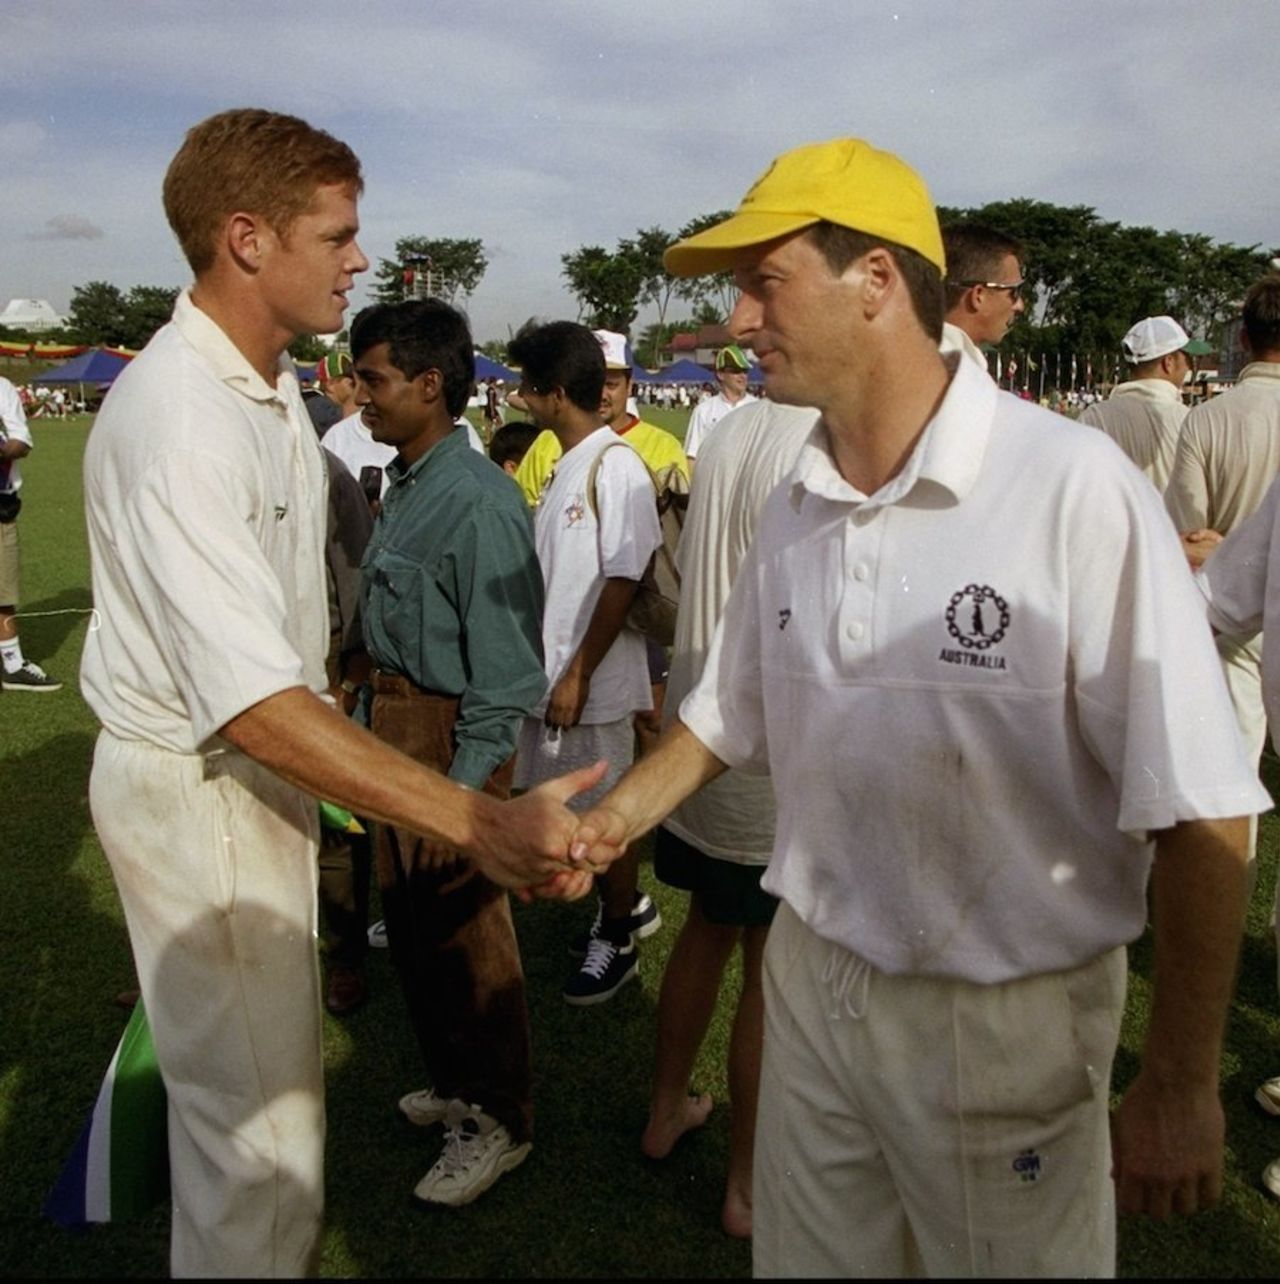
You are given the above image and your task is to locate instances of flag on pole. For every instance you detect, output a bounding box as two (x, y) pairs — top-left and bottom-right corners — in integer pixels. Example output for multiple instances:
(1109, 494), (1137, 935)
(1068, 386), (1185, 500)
(44, 999), (170, 1226)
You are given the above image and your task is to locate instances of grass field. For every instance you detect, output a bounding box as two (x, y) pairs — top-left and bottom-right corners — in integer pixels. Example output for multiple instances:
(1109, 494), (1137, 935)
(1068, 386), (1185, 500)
(3, 416), (1280, 1277)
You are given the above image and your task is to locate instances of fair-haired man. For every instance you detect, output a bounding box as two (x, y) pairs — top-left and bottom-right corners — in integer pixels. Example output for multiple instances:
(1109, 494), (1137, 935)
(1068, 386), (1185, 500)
(1079, 315), (1202, 491)
(682, 343), (758, 465)
(940, 222), (1026, 373)
(81, 109), (605, 1277)
(567, 138), (1265, 1277)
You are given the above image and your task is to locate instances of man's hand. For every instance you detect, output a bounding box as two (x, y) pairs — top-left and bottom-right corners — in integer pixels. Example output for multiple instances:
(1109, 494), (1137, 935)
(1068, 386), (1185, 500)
(416, 840), (463, 876)
(1111, 1072), (1224, 1218)
(1180, 527), (1223, 570)
(568, 803), (632, 872)
(545, 666), (589, 729)
(468, 760), (614, 890)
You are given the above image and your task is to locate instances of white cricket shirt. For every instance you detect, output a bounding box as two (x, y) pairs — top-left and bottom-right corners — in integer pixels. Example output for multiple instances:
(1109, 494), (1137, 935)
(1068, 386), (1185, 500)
(680, 355), (1268, 982)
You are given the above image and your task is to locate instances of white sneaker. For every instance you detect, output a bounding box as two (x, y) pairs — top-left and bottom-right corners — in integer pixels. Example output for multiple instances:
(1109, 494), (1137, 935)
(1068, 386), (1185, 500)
(412, 1100), (531, 1207)
(399, 1085), (451, 1127)
(1255, 1076), (1280, 1117)
(367, 919), (388, 949)
(1263, 1157), (1280, 1202)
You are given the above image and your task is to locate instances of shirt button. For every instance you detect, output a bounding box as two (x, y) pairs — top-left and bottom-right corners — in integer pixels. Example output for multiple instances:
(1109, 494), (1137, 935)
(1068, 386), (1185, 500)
(853, 562), (870, 582)
(847, 622), (865, 641)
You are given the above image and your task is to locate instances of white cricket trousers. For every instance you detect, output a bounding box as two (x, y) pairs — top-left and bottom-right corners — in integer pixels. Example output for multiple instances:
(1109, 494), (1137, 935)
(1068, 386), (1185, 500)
(90, 731), (325, 1278)
(753, 902), (1126, 1278)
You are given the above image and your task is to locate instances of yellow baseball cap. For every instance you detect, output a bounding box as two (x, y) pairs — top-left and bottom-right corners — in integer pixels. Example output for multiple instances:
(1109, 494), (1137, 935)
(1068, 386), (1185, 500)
(663, 138), (944, 277)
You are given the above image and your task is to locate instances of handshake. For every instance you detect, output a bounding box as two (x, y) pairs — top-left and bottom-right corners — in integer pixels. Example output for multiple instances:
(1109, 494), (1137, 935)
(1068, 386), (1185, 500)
(467, 759), (634, 903)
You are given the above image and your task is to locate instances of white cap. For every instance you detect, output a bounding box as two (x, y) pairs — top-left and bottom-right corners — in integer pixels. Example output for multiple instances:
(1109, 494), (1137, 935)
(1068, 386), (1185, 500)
(592, 329), (633, 371)
(1122, 316), (1190, 363)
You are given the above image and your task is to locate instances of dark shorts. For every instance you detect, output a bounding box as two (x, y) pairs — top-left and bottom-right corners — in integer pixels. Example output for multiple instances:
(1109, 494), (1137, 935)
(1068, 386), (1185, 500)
(654, 825), (778, 928)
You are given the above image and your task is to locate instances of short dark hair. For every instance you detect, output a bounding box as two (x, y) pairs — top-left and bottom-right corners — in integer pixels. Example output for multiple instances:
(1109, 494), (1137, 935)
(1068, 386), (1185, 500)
(507, 320), (605, 413)
(941, 223), (1025, 310)
(488, 421), (540, 469)
(806, 222), (945, 343)
(350, 298), (475, 419)
(1243, 275), (1280, 355)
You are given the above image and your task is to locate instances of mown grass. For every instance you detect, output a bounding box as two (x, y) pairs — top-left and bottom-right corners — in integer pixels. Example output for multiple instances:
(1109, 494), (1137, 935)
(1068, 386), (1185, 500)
(2, 417), (1280, 1277)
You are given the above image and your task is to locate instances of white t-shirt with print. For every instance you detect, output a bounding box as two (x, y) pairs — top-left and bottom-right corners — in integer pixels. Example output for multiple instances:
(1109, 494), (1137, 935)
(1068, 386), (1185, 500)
(531, 426), (661, 724)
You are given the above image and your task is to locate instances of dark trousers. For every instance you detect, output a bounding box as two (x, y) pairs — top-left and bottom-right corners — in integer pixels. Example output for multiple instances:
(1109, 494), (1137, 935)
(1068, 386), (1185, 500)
(318, 825), (371, 969)
(370, 675), (533, 1143)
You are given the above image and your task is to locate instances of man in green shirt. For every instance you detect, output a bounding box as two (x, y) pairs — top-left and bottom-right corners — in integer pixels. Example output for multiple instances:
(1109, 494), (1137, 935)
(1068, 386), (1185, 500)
(351, 299), (547, 1208)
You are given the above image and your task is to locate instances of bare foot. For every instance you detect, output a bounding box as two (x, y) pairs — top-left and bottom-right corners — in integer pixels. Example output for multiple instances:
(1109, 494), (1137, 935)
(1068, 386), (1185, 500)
(722, 1182), (753, 1239)
(641, 1092), (714, 1159)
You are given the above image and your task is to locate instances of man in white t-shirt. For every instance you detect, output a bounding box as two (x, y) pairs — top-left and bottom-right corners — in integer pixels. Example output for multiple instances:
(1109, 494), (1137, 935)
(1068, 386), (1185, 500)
(0, 375), (61, 691)
(939, 222), (1024, 375)
(682, 344), (758, 465)
(566, 137), (1264, 1277)
(1079, 315), (1199, 492)
(508, 320), (662, 1005)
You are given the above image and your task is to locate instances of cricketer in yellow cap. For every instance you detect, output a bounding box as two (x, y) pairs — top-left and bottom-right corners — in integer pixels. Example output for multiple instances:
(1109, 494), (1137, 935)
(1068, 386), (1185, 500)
(566, 135), (1251, 1277)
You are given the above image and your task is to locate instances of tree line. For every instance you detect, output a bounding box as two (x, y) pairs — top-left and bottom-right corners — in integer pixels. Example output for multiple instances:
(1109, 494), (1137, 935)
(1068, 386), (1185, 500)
(37, 203), (1272, 366)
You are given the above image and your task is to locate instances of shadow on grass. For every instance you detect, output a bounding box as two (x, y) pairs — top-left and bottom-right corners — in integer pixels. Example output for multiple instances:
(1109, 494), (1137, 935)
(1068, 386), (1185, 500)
(0, 729), (168, 1277)
(14, 586), (96, 663)
(318, 850), (750, 1278)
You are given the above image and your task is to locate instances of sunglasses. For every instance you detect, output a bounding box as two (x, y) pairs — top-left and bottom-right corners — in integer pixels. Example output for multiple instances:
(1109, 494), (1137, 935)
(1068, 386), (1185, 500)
(955, 279), (1026, 301)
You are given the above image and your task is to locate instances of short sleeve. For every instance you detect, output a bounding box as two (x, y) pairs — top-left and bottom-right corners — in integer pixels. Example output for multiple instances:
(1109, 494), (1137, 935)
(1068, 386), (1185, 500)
(594, 446), (660, 580)
(124, 450), (310, 744)
(678, 528), (770, 772)
(1067, 465), (1270, 834)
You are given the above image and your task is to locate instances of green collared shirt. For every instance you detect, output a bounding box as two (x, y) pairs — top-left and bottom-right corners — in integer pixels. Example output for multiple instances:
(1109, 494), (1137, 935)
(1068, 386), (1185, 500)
(360, 427), (546, 787)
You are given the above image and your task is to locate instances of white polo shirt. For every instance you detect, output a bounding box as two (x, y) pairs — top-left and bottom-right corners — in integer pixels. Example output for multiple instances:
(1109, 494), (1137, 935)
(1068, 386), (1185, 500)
(0, 376), (33, 492)
(1078, 378), (1186, 493)
(81, 290), (329, 752)
(938, 322), (992, 377)
(683, 389), (759, 459)
(531, 426), (660, 724)
(663, 399), (818, 865)
(680, 355), (1268, 983)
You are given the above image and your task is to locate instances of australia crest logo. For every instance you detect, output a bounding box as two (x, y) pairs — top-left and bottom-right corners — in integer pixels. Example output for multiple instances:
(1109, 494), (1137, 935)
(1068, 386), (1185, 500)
(939, 583), (1010, 671)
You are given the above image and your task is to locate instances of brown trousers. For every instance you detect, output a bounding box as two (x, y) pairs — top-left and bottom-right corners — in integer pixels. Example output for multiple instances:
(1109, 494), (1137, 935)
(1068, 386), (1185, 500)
(370, 673), (533, 1142)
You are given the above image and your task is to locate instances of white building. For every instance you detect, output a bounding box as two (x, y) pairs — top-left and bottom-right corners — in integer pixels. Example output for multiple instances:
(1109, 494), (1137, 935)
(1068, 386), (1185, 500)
(0, 298), (66, 333)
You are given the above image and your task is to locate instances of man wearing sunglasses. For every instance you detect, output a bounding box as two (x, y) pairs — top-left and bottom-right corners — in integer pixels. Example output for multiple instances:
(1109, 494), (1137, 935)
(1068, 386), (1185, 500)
(940, 223), (1026, 373)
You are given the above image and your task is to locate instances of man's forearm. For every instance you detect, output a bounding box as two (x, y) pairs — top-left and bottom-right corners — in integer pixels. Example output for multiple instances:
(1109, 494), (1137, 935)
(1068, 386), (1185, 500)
(573, 717), (729, 858)
(573, 576), (640, 680)
(222, 685), (489, 850)
(1143, 815), (1249, 1082)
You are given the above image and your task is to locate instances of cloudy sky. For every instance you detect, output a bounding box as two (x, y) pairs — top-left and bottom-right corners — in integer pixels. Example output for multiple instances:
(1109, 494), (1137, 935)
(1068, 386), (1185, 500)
(4, 0), (1277, 341)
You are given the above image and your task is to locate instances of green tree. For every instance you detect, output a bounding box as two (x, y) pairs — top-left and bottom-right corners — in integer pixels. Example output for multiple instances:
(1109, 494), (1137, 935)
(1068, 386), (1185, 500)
(631, 226), (679, 332)
(120, 286), (179, 350)
(68, 280), (126, 346)
(938, 199), (1272, 376)
(560, 243), (646, 332)
(373, 237), (489, 305)
(288, 334), (330, 361)
(477, 338), (510, 363)
(673, 211), (738, 321)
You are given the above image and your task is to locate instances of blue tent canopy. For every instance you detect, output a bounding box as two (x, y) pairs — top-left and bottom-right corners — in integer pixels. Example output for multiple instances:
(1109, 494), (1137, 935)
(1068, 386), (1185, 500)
(32, 348), (132, 386)
(654, 359), (715, 385)
(475, 354), (519, 383)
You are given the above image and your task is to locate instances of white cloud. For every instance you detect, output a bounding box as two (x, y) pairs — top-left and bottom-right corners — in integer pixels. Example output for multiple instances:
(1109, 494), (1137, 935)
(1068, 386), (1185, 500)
(3, 0), (1279, 337)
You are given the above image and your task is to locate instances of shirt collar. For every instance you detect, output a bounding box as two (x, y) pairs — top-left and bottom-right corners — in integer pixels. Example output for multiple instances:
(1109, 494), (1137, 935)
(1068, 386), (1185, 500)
(789, 352), (997, 513)
(1110, 377), (1184, 404)
(1238, 361), (1280, 384)
(387, 422), (469, 485)
(171, 288), (296, 406)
